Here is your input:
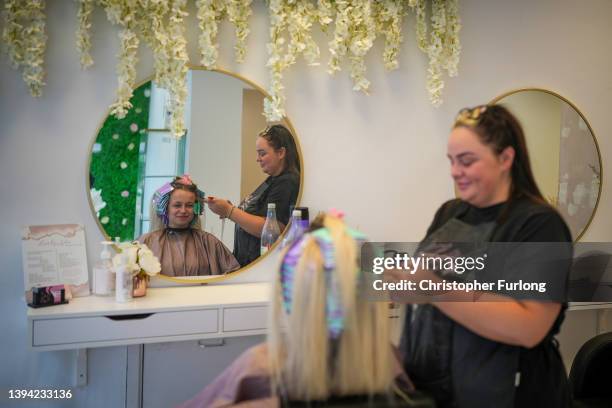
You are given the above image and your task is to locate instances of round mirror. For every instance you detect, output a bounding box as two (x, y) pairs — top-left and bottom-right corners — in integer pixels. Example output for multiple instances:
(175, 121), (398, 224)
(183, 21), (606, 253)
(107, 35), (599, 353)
(491, 89), (602, 241)
(87, 68), (303, 281)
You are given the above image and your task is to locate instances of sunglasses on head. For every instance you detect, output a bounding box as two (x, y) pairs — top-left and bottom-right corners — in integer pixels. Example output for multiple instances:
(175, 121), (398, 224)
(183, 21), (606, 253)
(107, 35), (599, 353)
(454, 105), (488, 127)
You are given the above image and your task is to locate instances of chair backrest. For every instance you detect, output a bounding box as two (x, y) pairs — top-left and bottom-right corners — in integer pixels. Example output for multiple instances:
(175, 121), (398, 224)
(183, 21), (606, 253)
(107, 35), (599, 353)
(569, 251), (611, 301)
(569, 332), (612, 399)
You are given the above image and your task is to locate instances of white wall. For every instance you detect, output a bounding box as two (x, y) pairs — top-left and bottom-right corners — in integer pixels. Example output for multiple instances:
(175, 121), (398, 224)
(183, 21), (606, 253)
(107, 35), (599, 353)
(188, 71), (243, 248)
(2, 0), (612, 406)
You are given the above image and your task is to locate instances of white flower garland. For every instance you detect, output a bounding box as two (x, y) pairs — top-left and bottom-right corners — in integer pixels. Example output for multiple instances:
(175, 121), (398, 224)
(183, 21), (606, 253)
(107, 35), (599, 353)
(443, 0), (461, 77)
(427, 0), (446, 106)
(164, 0), (190, 138)
(2, 0), (47, 97)
(317, 0), (334, 29)
(136, 0), (170, 88)
(226, 0), (252, 63)
(3, 1), (463, 129)
(414, 0), (428, 53)
(196, 0), (223, 68)
(264, 0), (320, 121)
(328, 0), (376, 93)
(264, 0), (289, 121)
(196, 0), (252, 68)
(76, 0), (95, 69)
(101, 0), (140, 119)
(426, 0), (462, 106)
(374, 0), (406, 71)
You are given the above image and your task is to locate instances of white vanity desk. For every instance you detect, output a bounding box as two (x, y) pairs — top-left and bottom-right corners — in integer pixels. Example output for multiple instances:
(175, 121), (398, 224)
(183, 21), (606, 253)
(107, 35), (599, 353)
(27, 282), (270, 352)
(28, 283), (612, 352)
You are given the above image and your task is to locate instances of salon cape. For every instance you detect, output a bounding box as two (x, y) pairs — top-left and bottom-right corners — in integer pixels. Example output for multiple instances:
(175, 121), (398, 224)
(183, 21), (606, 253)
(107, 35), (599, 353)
(140, 228), (240, 276)
(400, 198), (572, 408)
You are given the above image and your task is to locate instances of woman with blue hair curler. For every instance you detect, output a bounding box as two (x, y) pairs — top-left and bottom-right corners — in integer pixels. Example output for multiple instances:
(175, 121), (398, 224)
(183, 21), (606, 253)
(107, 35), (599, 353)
(178, 213), (433, 407)
(138, 175), (240, 276)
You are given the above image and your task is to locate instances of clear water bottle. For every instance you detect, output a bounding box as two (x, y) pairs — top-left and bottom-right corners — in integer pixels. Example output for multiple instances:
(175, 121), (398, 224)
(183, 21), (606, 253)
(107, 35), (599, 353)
(281, 209), (304, 248)
(261, 203), (281, 255)
(295, 206), (309, 230)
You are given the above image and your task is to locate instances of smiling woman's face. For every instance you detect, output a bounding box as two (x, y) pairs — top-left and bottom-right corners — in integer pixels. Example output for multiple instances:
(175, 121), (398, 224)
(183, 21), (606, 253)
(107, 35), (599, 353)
(447, 126), (514, 208)
(168, 189), (196, 228)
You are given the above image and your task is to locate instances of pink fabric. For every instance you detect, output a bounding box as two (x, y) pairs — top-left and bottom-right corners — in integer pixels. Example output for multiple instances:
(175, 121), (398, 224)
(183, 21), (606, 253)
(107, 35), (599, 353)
(177, 344), (412, 408)
(177, 344), (277, 408)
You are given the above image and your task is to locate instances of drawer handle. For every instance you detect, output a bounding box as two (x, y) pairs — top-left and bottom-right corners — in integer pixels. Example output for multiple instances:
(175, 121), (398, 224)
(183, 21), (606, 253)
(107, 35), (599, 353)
(105, 313), (153, 321)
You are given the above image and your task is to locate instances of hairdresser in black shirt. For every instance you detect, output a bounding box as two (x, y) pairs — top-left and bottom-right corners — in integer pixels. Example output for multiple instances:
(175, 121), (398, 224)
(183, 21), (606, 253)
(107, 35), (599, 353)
(207, 125), (300, 266)
(395, 105), (572, 408)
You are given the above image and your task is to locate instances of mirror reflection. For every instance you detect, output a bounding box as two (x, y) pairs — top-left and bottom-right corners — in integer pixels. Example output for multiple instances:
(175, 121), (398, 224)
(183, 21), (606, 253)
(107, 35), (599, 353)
(88, 69), (302, 277)
(493, 89), (601, 240)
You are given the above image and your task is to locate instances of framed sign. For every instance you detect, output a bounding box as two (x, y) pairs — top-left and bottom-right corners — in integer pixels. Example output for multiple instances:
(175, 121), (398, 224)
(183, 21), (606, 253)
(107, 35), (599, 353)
(21, 224), (89, 297)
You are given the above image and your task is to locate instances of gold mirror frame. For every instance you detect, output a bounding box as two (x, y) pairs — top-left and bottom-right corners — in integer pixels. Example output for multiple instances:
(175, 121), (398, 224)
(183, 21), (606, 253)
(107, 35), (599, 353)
(490, 88), (603, 242)
(86, 66), (305, 284)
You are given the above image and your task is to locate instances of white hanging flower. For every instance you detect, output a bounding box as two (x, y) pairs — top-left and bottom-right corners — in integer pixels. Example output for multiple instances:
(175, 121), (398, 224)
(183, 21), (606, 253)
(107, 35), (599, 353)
(374, 0), (406, 71)
(264, 0), (320, 121)
(426, 0), (446, 106)
(165, 0), (190, 138)
(264, 0), (289, 121)
(226, 0), (252, 63)
(196, 0), (223, 68)
(76, 0), (95, 69)
(443, 0), (461, 78)
(328, 0), (376, 93)
(2, 0), (47, 97)
(413, 0), (428, 53)
(317, 0), (334, 30)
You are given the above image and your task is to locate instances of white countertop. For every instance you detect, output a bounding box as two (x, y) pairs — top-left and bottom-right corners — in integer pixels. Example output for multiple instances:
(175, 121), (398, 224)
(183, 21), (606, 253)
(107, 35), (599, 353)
(27, 282), (271, 320)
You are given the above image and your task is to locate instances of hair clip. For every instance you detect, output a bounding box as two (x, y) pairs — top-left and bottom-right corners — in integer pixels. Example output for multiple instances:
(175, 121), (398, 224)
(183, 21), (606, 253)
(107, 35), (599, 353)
(279, 222), (367, 339)
(454, 105), (487, 127)
(177, 174), (193, 185)
(258, 125), (272, 137)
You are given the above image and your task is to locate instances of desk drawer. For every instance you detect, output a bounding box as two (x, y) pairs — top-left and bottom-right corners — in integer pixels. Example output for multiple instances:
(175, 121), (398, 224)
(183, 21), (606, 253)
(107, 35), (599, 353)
(223, 306), (268, 332)
(33, 309), (218, 346)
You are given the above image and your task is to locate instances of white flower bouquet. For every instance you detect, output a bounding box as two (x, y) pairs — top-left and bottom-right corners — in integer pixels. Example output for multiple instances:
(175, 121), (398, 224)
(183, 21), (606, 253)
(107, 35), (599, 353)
(113, 241), (161, 279)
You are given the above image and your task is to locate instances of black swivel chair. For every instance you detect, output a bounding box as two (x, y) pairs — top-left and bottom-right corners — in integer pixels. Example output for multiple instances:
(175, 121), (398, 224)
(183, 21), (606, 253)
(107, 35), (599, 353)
(569, 332), (612, 408)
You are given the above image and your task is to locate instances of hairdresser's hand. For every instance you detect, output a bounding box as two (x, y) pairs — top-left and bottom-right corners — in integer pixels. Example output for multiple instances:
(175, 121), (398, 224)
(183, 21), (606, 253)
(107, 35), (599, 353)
(206, 196), (233, 218)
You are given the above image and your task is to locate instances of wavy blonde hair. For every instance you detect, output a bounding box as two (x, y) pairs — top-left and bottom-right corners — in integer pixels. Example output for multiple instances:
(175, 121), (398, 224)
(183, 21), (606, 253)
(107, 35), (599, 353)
(268, 214), (393, 401)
